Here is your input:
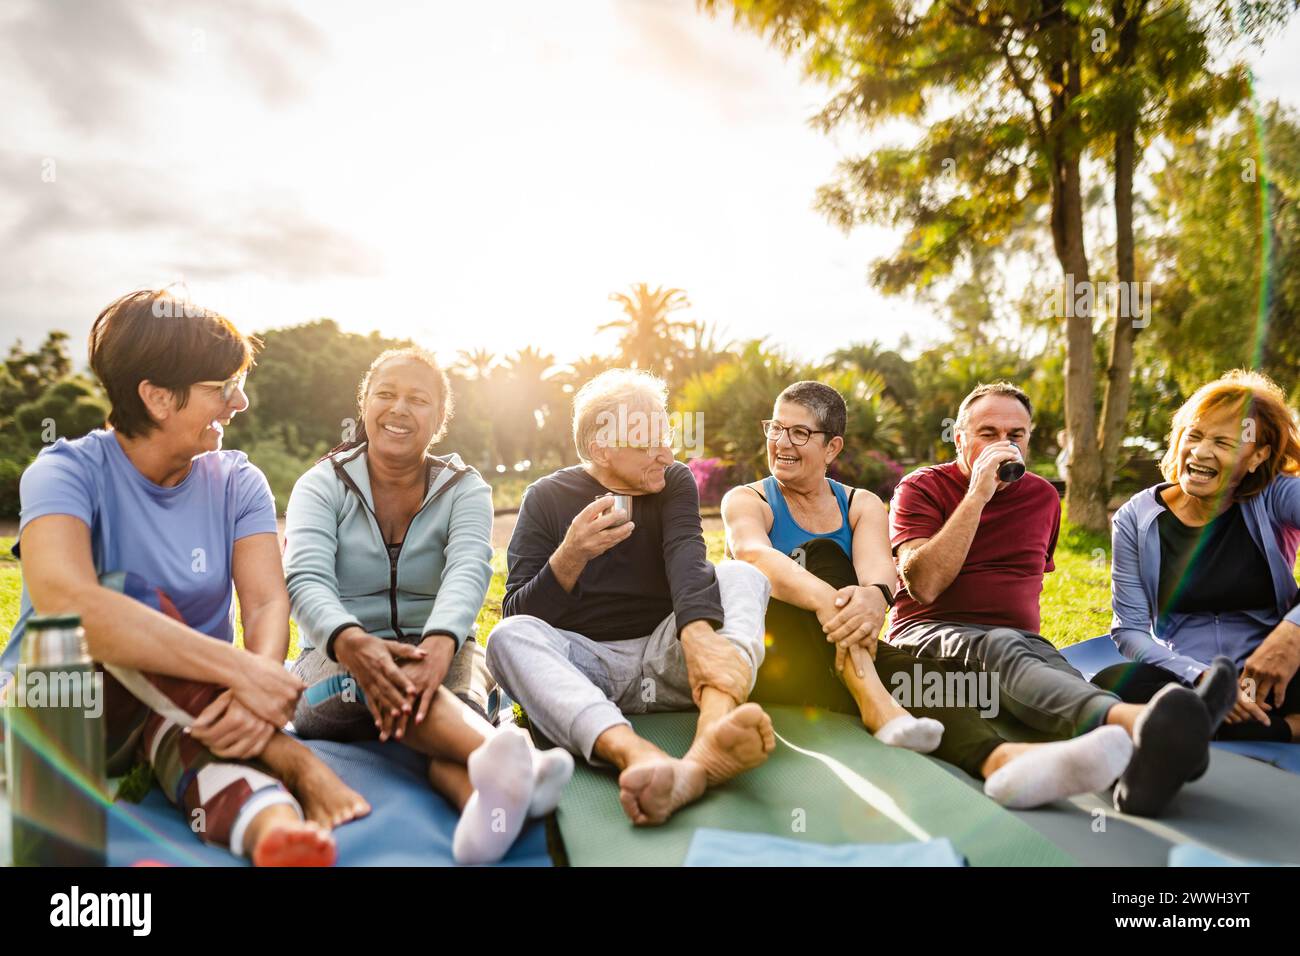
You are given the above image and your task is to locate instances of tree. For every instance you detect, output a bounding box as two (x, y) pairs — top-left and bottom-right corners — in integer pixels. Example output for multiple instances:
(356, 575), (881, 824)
(0, 333), (108, 518)
(453, 348), (497, 382)
(5, 332), (73, 408)
(702, 0), (1263, 529)
(678, 339), (810, 479)
(669, 320), (732, 391)
(1146, 104), (1300, 397)
(1092, 0), (1250, 493)
(14, 378), (108, 439)
(600, 283), (695, 374)
(826, 340), (917, 405)
(498, 346), (566, 469)
(905, 342), (1035, 463)
(223, 319), (414, 454)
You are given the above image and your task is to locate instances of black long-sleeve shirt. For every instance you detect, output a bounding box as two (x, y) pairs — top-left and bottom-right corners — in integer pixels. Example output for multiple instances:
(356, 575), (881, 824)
(502, 462), (724, 641)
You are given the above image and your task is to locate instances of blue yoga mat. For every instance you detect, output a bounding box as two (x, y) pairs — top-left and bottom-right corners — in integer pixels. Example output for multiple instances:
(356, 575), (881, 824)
(1058, 634), (1128, 680)
(107, 738), (551, 867)
(1168, 845), (1296, 867)
(1060, 636), (1300, 776)
(683, 828), (965, 867)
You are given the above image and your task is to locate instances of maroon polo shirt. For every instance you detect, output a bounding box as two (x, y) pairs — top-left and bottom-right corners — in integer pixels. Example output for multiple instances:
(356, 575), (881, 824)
(887, 460), (1061, 637)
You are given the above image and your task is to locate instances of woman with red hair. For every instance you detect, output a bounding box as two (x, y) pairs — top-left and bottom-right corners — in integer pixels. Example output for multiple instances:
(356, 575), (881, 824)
(1101, 370), (1300, 744)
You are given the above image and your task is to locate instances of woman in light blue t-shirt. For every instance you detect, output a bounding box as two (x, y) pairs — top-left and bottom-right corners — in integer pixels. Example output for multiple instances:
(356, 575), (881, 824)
(8, 289), (366, 866)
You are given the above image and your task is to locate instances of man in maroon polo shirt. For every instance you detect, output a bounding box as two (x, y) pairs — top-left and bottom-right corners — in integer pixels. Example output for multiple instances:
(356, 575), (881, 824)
(887, 382), (1221, 816)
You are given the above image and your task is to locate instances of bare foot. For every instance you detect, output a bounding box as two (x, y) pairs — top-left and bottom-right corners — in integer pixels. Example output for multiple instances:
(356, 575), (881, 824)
(684, 702), (775, 787)
(252, 820), (337, 867)
(617, 757), (706, 826)
(280, 755), (372, 828)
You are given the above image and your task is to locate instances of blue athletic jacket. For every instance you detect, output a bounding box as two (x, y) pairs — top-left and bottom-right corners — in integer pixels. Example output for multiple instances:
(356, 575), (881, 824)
(1109, 476), (1300, 683)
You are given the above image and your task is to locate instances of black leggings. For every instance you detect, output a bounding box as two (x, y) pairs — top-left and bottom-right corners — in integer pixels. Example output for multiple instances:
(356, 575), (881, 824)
(1092, 661), (1297, 743)
(748, 538), (1004, 778)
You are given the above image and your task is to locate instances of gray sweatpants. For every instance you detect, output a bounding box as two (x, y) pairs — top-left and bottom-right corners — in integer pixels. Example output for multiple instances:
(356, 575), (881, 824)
(888, 620), (1120, 737)
(485, 560), (771, 763)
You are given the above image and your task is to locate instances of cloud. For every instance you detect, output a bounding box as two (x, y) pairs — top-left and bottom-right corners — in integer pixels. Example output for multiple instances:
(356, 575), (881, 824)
(166, 208), (382, 281)
(1, 0), (326, 132)
(0, 149), (379, 285)
(212, 0), (328, 106)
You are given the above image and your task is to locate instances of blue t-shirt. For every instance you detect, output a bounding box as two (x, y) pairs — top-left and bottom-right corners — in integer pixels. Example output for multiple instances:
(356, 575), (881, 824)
(2, 429), (278, 672)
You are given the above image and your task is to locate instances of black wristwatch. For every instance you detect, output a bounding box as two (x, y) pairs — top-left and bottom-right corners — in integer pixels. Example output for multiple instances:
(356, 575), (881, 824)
(868, 583), (896, 608)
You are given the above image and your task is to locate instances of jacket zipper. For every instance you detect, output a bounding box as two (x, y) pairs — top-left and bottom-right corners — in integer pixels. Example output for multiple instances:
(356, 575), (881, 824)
(387, 545), (403, 639)
(333, 456), (470, 641)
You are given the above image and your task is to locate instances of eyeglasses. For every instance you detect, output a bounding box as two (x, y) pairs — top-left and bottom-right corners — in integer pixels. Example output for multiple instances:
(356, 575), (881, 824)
(762, 420), (828, 446)
(195, 372), (248, 404)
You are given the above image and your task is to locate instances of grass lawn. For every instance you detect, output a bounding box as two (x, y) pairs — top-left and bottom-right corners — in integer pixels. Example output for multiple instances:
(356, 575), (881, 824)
(1, 538), (19, 653)
(1, 527), (1110, 659)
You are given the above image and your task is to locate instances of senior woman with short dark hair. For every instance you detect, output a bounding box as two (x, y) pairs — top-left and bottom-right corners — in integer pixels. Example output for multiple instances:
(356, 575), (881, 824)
(6, 288), (365, 866)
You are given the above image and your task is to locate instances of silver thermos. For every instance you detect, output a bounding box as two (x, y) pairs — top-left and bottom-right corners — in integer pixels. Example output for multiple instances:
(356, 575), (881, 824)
(4, 614), (107, 866)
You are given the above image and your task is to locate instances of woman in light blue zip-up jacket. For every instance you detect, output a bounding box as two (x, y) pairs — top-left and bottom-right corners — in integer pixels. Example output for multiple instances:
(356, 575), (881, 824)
(1102, 371), (1300, 743)
(284, 347), (572, 863)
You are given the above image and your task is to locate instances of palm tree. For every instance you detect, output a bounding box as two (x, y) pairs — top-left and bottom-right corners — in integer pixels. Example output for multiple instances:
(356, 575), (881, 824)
(600, 283), (695, 372)
(671, 320), (732, 390)
(453, 348), (497, 382)
(500, 347), (564, 467)
(827, 340), (916, 404)
(555, 353), (615, 396)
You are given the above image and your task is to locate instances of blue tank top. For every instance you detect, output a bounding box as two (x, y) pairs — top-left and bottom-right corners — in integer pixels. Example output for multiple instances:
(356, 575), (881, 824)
(760, 475), (854, 558)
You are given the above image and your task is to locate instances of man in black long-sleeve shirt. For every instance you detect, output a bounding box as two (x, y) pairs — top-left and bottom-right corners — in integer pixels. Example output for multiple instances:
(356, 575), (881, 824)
(487, 370), (774, 826)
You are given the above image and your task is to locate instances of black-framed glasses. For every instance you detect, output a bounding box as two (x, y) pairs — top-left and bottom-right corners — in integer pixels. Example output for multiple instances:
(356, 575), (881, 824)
(761, 420), (829, 446)
(195, 372), (248, 404)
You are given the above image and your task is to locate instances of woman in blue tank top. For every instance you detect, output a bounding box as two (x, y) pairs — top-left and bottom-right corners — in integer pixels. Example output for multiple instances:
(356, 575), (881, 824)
(721, 381), (1140, 809)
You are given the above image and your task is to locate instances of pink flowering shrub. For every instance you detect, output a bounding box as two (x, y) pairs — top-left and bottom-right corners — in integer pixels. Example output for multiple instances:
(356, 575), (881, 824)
(688, 456), (730, 506)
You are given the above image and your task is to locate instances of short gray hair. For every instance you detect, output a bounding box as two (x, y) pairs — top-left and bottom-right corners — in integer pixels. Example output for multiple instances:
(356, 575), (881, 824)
(955, 382), (1033, 432)
(775, 381), (847, 440)
(572, 368), (669, 463)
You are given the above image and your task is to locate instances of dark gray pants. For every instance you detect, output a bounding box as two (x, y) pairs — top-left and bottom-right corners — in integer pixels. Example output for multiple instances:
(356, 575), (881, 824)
(888, 620), (1120, 738)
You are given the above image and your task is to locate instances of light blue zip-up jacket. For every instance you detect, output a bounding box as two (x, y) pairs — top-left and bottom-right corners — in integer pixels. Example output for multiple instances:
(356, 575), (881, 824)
(284, 443), (494, 659)
(1110, 476), (1300, 683)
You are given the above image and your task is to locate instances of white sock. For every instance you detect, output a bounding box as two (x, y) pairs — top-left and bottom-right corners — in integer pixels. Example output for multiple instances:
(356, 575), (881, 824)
(984, 725), (1133, 810)
(874, 715), (944, 754)
(452, 728), (535, 865)
(528, 746), (575, 818)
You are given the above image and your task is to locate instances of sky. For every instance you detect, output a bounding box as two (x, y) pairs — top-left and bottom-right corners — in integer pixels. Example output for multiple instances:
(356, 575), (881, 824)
(1, 0), (1298, 372)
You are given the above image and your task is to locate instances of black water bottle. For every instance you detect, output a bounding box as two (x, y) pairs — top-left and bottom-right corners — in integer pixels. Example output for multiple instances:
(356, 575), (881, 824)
(997, 446), (1026, 483)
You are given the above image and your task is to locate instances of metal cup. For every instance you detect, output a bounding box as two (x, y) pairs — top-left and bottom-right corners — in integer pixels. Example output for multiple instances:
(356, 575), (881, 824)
(596, 494), (632, 525)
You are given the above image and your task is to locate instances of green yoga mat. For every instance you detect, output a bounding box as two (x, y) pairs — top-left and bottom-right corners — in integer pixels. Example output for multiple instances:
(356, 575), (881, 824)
(555, 706), (1076, 867)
